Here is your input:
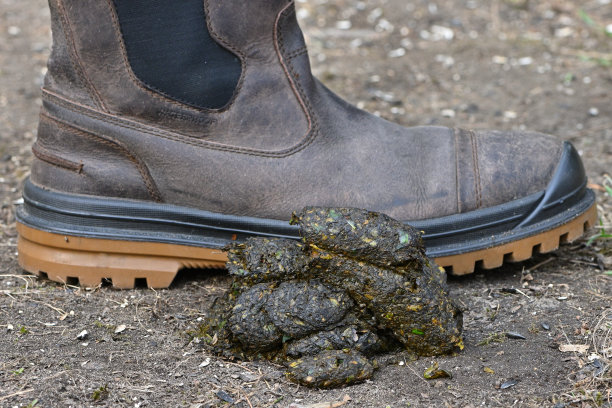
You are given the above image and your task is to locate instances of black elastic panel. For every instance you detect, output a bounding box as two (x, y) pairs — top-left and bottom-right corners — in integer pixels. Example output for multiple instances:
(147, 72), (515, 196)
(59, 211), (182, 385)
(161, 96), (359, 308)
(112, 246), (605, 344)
(113, 0), (241, 110)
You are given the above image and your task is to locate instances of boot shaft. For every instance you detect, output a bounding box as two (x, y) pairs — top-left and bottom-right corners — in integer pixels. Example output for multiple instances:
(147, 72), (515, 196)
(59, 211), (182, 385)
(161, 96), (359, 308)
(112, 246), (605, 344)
(44, 0), (313, 147)
(35, 0), (566, 222)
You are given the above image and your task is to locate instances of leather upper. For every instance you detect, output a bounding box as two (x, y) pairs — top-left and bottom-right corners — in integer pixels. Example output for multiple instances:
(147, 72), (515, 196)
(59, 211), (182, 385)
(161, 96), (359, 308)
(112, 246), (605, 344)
(33, 0), (563, 221)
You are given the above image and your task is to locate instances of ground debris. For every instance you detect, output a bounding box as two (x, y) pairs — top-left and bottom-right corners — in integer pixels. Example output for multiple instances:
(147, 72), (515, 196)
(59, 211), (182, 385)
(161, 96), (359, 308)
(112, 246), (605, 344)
(208, 207), (463, 388)
(559, 344), (590, 354)
(288, 394), (352, 408)
(505, 331), (526, 340)
(215, 389), (234, 403)
(423, 362), (452, 379)
(76, 329), (88, 340)
(478, 332), (507, 346)
(499, 379), (518, 390)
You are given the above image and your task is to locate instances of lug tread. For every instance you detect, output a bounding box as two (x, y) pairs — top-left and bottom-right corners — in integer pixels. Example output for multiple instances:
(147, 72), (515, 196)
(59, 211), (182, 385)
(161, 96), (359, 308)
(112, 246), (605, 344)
(438, 204), (597, 275)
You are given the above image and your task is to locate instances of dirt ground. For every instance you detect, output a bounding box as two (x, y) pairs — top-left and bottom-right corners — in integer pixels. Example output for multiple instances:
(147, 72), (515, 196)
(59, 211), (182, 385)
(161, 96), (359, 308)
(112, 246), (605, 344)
(1, 0), (611, 407)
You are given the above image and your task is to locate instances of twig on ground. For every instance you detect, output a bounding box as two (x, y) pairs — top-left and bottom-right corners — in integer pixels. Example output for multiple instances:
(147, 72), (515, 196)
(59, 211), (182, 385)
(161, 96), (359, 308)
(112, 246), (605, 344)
(0, 388), (34, 401)
(527, 257), (555, 272)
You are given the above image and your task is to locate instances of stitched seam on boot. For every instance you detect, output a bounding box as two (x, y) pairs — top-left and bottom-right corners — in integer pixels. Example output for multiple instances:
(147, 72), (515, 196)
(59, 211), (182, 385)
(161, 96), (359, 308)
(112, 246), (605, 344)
(201, 0), (247, 111)
(285, 46), (308, 60)
(57, 1), (316, 157)
(453, 128), (461, 213)
(32, 142), (84, 174)
(274, 3), (319, 153)
(469, 129), (482, 209)
(55, 0), (108, 112)
(40, 113), (163, 202)
(44, 89), (319, 158)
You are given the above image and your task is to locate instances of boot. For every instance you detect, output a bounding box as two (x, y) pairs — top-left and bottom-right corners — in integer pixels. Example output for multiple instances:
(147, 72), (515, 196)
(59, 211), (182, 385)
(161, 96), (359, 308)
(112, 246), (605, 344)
(16, 0), (596, 288)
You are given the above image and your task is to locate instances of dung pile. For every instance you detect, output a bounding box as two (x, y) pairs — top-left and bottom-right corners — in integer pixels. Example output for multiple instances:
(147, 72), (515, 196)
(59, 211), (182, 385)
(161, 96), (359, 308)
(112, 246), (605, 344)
(207, 207), (463, 388)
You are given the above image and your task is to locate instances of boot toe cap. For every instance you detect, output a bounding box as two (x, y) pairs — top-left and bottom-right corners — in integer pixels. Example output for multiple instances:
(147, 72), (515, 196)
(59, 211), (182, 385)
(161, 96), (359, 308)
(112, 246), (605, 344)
(471, 129), (575, 210)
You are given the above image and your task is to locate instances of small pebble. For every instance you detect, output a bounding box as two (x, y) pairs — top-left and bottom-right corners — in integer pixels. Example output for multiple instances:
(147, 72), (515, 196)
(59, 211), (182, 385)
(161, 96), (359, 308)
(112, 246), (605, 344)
(388, 48), (406, 58)
(114, 324), (126, 334)
(296, 8), (310, 19)
(500, 288), (519, 294)
(376, 19), (394, 33)
(367, 8), (383, 24)
(587, 353), (601, 362)
(239, 372), (259, 382)
(588, 107), (599, 117)
(435, 54), (455, 67)
(7, 26), (21, 36)
(76, 330), (89, 340)
(441, 109), (455, 118)
(555, 27), (574, 38)
(430, 25), (454, 41)
(592, 359), (606, 376)
(500, 379), (518, 389)
(541, 322), (550, 331)
(506, 332), (526, 340)
(216, 390), (234, 403)
(371, 90), (398, 103)
(335, 20), (352, 30)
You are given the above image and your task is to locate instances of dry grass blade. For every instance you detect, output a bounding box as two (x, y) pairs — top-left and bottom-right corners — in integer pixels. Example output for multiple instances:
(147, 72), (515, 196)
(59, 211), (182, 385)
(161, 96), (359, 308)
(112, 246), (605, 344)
(561, 310), (612, 406)
(0, 388), (34, 401)
(592, 310), (612, 362)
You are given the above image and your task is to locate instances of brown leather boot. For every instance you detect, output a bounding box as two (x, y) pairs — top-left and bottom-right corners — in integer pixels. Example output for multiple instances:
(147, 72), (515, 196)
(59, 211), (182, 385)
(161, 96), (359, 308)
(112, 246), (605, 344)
(16, 0), (596, 288)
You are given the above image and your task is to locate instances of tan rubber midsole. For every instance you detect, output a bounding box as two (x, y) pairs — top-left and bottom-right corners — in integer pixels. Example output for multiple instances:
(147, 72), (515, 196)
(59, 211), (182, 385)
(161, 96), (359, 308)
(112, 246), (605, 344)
(16, 202), (597, 287)
(17, 223), (228, 260)
(17, 223), (227, 288)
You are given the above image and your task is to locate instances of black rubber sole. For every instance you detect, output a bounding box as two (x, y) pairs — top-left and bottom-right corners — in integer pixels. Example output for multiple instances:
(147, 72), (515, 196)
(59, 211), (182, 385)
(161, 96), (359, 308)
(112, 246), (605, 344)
(16, 178), (594, 261)
(16, 140), (597, 280)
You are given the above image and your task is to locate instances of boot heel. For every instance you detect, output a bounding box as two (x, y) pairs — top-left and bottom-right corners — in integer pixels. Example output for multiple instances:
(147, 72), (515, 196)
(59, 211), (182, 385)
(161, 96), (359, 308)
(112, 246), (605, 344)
(16, 223), (227, 289)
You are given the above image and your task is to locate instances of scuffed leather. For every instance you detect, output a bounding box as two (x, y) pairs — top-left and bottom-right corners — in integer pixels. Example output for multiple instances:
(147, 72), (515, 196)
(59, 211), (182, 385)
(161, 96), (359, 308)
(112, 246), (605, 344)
(32, 115), (161, 201)
(474, 130), (561, 207)
(43, 0), (102, 109)
(33, 0), (563, 221)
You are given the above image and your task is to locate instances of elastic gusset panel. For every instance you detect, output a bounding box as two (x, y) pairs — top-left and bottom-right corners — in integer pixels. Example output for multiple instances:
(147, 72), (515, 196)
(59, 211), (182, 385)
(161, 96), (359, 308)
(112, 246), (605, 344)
(112, 0), (241, 110)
